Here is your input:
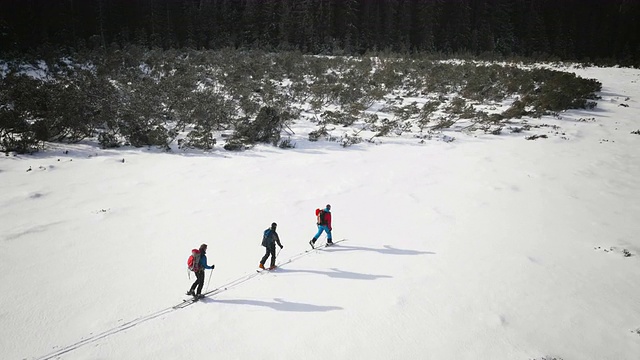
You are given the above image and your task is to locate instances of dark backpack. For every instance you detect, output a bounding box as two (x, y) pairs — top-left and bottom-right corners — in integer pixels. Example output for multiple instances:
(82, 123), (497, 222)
(187, 249), (201, 272)
(316, 208), (327, 225)
(261, 229), (272, 247)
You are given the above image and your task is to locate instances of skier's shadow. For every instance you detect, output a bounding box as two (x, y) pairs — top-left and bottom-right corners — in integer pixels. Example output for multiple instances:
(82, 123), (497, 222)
(323, 244), (435, 256)
(274, 267), (391, 281)
(211, 298), (342, 312)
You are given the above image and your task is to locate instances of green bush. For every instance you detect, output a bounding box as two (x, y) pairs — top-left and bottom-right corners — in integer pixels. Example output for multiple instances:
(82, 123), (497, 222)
(278, 138), (296, 149)
(502, 99), (527, 118)
(223, 138), (246, 151)
(231, 106), (283, 146)
(321, 110), (357, 127)
(179, 128), (217, 150)
(308, 126), (329, 142)
(98, 132), (121, 148)
(0, 108), (40, 154)
(0, 49), (604, 153)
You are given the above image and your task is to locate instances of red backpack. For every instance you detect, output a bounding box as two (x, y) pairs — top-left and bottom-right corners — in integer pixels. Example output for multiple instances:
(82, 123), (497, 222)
(316, 208), (326, 225)
(187, 249), (201, 272)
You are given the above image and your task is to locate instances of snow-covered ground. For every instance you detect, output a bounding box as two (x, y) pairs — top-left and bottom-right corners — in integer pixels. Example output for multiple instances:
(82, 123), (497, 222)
(1, 65), (639, 360)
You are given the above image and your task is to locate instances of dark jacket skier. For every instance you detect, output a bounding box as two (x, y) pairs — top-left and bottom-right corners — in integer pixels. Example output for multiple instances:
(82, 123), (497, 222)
(259, 222), (283, 270)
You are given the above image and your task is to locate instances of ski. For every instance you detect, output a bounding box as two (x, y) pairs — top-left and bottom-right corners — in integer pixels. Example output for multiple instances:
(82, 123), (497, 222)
(307, 238), (346, 251)
(175, 287), (226, 309)
(256, 268), (277, 273)
(175, 297), (204, 308)
(324, 238), (346, 246)
(174, 299), (197, 309)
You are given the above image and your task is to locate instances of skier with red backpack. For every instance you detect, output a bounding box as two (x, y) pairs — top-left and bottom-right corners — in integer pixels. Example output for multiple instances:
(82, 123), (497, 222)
(309, 204), (333, 248)
(186, 243), (215, 299)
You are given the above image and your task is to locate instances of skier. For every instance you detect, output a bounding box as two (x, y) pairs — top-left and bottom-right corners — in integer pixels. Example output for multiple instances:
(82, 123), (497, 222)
(259, 222), (283, 270)
(186, 243), (215, 299)
(310, 204), (333, 248)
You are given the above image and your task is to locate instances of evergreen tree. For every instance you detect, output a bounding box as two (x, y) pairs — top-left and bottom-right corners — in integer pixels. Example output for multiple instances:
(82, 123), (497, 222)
(0, 0), (638, 65)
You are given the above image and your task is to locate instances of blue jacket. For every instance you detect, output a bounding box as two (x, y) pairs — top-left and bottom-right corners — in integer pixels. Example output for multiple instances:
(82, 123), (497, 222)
(199, 253), (214, 270)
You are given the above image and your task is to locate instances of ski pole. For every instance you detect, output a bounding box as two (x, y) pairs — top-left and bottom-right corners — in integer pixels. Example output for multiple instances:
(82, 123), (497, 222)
(274, 247), (282, 266)
(205, 268), (213, 292)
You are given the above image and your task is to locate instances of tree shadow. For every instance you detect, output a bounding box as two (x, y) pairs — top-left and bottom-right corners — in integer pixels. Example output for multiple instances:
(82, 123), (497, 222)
(274, 267), (392, 281)
(323, 244), (436, 256)
(209, 298), (342, 312)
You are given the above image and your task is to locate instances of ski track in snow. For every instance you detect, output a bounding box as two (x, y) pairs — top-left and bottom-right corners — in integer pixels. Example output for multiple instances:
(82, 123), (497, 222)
(32, 240), (348, 360)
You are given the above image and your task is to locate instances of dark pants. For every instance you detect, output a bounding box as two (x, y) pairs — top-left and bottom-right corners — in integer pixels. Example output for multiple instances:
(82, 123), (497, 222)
(190, 270), (205, 295)
(260, 246), (276, 267)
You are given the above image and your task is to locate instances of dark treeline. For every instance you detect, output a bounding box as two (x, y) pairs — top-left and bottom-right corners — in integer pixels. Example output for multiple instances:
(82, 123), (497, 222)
(1, 0), (639, 65)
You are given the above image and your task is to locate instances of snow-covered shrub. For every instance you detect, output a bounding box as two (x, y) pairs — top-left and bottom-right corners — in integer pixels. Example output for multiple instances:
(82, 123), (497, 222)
(526, 134), (548, 140)
(441, 134), (455, 143)
(394, 102), (421, 121)
(278, 138), (295, 149)
(462, 64), (508, 102)
(179, 128), (216, 150)
(340, 133), (362, 148)
(446, 97), (475, 119)
(0, 49), (606, 152)
(522, 70), (601, 115)
(231, 106), (282, 146)
(0, 110), (40, 154)
(98, 132), (121, 148)
(321, 110), (357, 127)
(502, 99), (527, 119)
(223, 138), (246, 151)
(126, 125), (170, 149)
(308, 126), (329, 142)
(431, 116), (456, 131)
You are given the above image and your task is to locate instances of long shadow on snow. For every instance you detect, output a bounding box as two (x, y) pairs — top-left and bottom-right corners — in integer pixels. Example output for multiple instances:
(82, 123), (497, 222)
(209, 298), (342, 312)
(274, 267), (392, 280)
(323, 244), (436, 256)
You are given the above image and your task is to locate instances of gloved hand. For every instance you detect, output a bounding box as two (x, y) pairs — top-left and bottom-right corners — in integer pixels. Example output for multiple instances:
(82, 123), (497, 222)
(211, 264), (215, 270)
(280, 245), (284, 249)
